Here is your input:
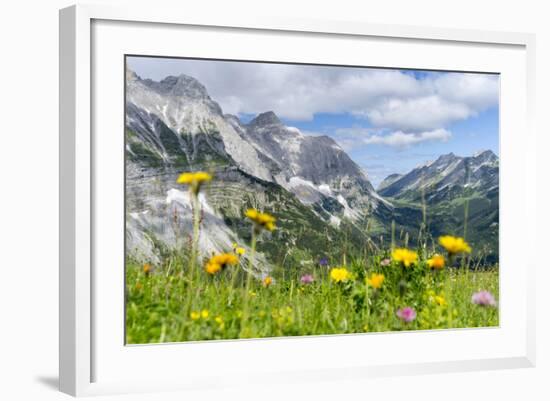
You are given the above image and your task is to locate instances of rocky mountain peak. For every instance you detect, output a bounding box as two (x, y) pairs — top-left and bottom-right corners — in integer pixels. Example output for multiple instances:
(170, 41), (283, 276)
(435, 152), (458, 164)
(248, 111), (282, 128)
(157, 74), (210, 98)
(473, 149), (498, 163)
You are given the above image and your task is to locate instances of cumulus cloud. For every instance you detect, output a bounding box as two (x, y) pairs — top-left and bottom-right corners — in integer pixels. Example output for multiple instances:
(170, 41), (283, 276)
(362, 129), (452, 148)
(324, 127), (451, 150)
(362, 96), (471, 131)
(127, 57), (499, 133)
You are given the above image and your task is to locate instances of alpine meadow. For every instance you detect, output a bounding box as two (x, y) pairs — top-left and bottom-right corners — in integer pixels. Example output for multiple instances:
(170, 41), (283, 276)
(125, 57), (499, 343)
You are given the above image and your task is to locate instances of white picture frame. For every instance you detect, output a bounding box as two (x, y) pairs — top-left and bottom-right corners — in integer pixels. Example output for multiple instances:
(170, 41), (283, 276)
(59, 4), (536, 397)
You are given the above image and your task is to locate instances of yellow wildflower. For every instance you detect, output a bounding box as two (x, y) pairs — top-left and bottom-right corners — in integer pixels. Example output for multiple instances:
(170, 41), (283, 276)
(439, 235), (471, 255)
(245, 208), (277, 231)
(215, 316), (223, 324)
(190, 311), (200, 320)
(232, 242), (246, 256)
(366, 273), (385, 289)
(204, 253), (239, 275)
(143, 263), (152, 274)
(434, 295), (446, 306)
(263, 276), (273, 287)
(427, 254), (446, 270)
(201, 309), (209, 319)
(330, 267), (352, 283)
(177, 171), (212, 194)
(205, 262), (221, 275)
(392, 248), (418, 267)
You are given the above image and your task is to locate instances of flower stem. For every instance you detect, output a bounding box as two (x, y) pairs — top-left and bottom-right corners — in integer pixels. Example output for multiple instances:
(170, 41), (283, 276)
(184, 191), (200, 317)
(241, 228), (257, 338)
(190, 192), (200, 280)
(249, 228), (257, 273)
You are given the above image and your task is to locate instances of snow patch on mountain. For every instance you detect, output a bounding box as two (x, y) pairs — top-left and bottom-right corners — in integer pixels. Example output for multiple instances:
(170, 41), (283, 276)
(286, 126), (303, 135)
(288, 176), (316, 189)
(330, 215), (342, 227)
(318, 184), (333, 196)
(337, 194), (359, 219)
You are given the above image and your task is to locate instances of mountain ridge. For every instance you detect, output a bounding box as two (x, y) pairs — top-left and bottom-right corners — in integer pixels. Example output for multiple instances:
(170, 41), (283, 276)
(379, 150), (498, 203)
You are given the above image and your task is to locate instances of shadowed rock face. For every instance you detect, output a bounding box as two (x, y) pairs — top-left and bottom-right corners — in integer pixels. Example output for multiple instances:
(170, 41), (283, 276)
(247, 111), (281, 127)
(378, 173), (403, 192)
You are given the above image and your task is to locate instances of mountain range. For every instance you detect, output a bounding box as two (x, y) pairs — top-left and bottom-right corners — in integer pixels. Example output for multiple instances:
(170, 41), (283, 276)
(125, 69), (499, 270)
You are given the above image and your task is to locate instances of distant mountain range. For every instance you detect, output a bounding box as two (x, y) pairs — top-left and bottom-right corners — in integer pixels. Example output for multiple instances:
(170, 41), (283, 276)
(125, 70), (499, 270)
(378, 150), (499, 262)
(378, 150), (498, 203)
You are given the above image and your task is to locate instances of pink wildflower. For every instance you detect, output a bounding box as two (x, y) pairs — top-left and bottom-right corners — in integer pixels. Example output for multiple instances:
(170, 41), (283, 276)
(396, 307), (417, 323)
(471, 291), (497, 307)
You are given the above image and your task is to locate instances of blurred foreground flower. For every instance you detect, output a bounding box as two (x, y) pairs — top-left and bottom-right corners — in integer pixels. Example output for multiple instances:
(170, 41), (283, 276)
(471, 291), (497, 307)
(204, 253), (239, 275)
(330, 267), (352, 283)
(434, 295), (447, 306)
(300, 274), (314, 285)
(177, 171), (212, 195)
(396, 307), (417, 323)
(439, 235), (471, 255)
(244, 209), (276, 277)
(232, 242), (246, 256)
(427, 254), (446, 270)
(392, 248), (418, 267)
(245, 209), (276, 232)
(366, 273), (385, 289)
(177, 171), (212, 279)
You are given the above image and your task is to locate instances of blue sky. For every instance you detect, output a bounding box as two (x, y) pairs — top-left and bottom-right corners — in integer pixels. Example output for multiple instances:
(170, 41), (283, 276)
(127, 56), (499, 186)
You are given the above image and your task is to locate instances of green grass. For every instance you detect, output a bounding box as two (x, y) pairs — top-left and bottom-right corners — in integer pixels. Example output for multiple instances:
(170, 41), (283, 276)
(125, 252), (499, 344)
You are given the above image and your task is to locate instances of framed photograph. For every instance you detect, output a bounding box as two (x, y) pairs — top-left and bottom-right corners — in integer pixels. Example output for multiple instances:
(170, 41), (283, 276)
(59, 4), (536, 396)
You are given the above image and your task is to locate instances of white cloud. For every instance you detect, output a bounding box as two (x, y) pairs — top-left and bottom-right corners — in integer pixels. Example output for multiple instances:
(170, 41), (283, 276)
(362, 96), (471, 131)
(328, 127), (452, 149)
(363, 129), (452, 148)
(127, 57), (499, 132)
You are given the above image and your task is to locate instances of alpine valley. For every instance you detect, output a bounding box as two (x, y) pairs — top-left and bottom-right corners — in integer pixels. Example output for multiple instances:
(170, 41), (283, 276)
(125, 70), (499, 273)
